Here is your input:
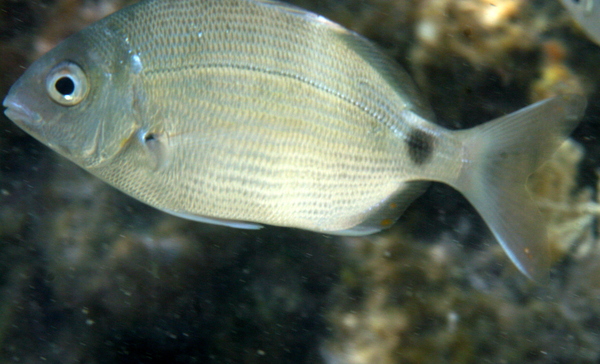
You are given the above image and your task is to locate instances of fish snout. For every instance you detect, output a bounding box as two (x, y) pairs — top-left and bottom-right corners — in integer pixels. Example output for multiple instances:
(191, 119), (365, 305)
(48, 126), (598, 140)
(3, 95), (42, 126)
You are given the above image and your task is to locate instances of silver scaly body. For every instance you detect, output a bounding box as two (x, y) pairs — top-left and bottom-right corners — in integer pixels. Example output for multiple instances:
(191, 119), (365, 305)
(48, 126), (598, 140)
(3, 0), (587, 279)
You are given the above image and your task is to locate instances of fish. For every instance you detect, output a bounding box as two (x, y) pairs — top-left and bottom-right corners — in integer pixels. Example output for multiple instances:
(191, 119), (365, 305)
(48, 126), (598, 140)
(2, 0), (586, 280)
(560, 0), (600, 46)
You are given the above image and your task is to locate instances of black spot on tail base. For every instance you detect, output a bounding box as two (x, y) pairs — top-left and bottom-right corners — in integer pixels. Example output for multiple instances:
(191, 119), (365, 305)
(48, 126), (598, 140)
(406, 129), (433, 165)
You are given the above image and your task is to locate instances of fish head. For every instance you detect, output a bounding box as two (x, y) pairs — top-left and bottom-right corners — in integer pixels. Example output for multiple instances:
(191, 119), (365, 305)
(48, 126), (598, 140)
(3, 24), (137, 169)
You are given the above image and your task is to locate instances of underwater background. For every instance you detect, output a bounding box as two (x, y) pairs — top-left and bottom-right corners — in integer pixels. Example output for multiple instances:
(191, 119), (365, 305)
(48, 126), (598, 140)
(1, 0), (600, 363)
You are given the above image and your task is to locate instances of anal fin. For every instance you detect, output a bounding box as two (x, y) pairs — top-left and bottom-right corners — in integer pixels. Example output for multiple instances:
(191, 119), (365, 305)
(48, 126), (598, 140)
(332, 181), (430, 236)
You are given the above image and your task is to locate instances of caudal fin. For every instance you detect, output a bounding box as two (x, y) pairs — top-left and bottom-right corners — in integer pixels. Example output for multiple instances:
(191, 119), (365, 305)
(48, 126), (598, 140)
(452, 94), (586, 280)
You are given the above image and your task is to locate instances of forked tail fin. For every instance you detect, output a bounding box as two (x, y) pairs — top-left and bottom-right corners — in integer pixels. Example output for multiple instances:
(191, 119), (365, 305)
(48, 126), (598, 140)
(452, 95), (586, 280)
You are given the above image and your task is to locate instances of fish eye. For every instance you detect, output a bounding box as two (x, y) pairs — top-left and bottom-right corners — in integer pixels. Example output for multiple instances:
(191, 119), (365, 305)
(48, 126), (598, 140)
(46, 61), (88, 106)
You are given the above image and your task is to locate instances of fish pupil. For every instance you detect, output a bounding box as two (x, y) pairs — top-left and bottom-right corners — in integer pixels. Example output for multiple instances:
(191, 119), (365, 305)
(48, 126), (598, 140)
(55, 76), (75, 96)
(144, 133), (157, 142)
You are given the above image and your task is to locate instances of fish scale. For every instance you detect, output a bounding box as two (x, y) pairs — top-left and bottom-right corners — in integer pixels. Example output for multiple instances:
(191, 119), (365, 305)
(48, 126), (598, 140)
(2, 0), (587, 279)
(127, 0), (420, 122)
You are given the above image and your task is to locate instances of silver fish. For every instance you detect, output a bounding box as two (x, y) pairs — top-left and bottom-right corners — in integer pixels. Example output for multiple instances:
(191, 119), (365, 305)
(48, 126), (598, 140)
(2, 0), (586, 279)
(561, 0), (600, 46)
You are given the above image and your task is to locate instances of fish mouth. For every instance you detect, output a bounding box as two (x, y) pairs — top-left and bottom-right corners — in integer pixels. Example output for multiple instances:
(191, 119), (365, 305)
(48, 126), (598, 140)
(3, 96), (42, 125)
